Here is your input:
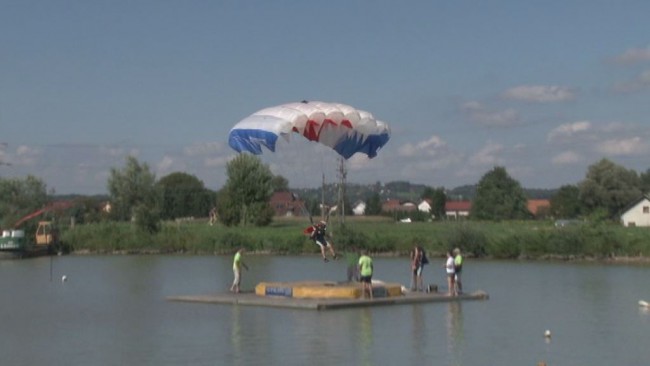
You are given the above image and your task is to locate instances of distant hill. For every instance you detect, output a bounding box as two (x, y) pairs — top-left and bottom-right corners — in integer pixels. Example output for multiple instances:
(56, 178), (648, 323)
(53, 182), (556, 206)
(291, 181), (557, 205)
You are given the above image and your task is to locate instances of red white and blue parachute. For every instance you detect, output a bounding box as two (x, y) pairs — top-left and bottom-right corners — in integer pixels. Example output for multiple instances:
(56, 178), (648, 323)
(228, 101), (390, 159)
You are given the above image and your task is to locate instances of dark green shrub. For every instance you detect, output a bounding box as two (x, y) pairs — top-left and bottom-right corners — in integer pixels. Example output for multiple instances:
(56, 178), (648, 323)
(332, 225), (369, 251)
(518, 231), (550, 258)
(547, 226), (585, 256)
(489, 236), (521, 259)
(447, 224), (488, 257)
(220, 232), (248, 252)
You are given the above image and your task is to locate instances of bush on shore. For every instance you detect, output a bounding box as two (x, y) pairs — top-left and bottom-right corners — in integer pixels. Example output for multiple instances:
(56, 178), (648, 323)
(60, 217), (650, 260)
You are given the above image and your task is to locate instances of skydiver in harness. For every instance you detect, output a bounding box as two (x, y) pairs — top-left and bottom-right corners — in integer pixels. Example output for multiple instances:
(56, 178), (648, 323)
(309, 221), (338, 262)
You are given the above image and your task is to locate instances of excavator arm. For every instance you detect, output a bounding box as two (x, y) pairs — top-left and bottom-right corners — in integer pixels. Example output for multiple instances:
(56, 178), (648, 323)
(12, 201), (74, 228)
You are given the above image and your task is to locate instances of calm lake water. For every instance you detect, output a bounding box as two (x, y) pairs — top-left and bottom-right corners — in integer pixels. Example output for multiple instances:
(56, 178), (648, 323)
(1, 254), (649, 365)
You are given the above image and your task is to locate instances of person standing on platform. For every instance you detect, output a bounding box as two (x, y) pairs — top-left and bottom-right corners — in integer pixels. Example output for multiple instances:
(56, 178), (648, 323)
(230, 248), (248, 293)
(410, 246), (423, 291)
(358, 250), (374, 299)
(453, 248), (463, 294)
(445, 250), (456, 296)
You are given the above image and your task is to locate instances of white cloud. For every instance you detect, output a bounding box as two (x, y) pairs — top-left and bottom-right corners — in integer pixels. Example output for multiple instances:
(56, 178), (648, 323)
(469, 142), (504, 166)
(547, 121), (592, 142)
(184, 142), (225, 156)
(614, 46), (650, 64)
(461, 101), (520, 127)
(99, 146), (140, 158)
(157, 155), (175, 173)
(552, 150), (582, 165)
(204, 155), (233, 168)
(12, 145), (40, 166)
(397, 135), (447, 157)
(503, 85), (576, 103)
(596, 137), (649, 156)
(611, 68), (650, 93)
(346, 154), (372, 171)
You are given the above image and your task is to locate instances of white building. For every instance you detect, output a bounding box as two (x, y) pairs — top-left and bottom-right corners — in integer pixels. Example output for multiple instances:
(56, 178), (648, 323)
(418, 199), (432, 213)
(352, 201), (366, 216)
(620, 195), (650, 227)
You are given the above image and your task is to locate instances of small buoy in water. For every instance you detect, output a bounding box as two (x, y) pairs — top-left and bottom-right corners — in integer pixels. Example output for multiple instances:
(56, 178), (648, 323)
(639, 300), (649, 308)
(61, 275), (67, 282)
(544, 330), (551, 338)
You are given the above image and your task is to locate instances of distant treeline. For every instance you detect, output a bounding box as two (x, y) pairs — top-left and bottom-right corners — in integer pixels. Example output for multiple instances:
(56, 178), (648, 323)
(292, 181), (557, 205)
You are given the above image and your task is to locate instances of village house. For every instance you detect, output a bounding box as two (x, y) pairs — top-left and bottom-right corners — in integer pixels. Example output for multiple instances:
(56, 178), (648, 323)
(269, 191), (304, 217)
(418, 199), (432, 213)
(527, 199), (551, 218)
(381, 199), (417, 213)
(352, 200), (366, 216)
(445, 201), (471, 219)
(620, 195), (650, 227)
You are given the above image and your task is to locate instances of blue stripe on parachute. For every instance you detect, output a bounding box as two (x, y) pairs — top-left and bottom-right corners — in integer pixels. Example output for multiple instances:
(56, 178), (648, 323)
(334, 131), (390, 159)
(228, 129), (280, 154)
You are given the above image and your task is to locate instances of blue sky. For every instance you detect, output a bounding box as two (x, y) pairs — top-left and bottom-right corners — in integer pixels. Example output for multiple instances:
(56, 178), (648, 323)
(1, 1), (649, 195)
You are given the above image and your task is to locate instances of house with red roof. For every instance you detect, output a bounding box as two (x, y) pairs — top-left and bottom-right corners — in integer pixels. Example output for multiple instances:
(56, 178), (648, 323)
(445, 201), (471, 219)
(269, 191), (304, 217)
(527, 199), (551, 218)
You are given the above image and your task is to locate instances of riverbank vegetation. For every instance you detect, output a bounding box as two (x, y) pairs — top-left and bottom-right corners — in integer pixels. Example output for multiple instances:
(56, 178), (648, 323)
(61, 216), (650, 261)
(3, 155), (650, 262)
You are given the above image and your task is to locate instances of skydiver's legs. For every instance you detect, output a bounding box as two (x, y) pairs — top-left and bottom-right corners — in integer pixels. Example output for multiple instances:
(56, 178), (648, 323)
(315, 241), (328, 262)
(326, 241), (338, 260)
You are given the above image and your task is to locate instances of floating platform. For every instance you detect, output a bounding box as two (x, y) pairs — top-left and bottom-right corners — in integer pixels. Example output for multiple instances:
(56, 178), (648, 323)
(168, 280), (489, 310)
(255, 280), (403, 299)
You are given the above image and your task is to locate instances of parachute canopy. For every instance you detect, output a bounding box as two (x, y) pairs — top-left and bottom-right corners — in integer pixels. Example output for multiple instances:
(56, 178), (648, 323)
(228, 101), (390, 159)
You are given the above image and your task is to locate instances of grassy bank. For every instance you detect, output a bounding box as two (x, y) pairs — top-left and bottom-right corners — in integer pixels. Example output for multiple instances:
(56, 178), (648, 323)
(60, 216), (650, 260)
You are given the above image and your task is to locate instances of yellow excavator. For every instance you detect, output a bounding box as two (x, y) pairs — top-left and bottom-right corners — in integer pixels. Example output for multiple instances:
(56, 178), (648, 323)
(1, 201), (73, 257)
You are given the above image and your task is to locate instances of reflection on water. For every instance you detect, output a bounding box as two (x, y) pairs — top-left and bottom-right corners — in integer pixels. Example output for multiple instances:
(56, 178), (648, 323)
(410, 305), (427, 359)
(231, 305), (242, 366)
(446, 302), (464, 364)
(359, 308), (373, 366)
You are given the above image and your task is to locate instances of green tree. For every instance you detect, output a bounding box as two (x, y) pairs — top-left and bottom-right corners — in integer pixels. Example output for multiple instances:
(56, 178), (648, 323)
(550, 184), (583, 218)
(365, 192), (382, 215)
(271, 175), (289, 192)
(421, 186), (446, 220)
(0, 175), (48, 228)
(156, 172), (214, 220)
(107, 156), (161, 232)
(640, 168), (650, 194)
(578, 158), (641, 218)
(68, 196), (106, 224)
(472, 166), (529, 220)
(217, 154), (274, 226)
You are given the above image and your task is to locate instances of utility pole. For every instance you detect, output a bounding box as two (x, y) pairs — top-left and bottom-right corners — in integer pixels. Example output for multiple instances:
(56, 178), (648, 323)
(337, 157), (347, 225)
(0, 142), (10, 167)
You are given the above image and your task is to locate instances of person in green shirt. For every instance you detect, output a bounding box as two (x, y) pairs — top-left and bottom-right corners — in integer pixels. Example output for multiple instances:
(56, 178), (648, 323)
(358, 251), (373, 299)
(230, 248), (249, 293)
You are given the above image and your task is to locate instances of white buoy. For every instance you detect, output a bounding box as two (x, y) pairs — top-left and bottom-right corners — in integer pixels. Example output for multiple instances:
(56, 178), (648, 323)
(61, 275), (67, 282)
(544, 330), (551, 338)
(639, 300), (649, 307)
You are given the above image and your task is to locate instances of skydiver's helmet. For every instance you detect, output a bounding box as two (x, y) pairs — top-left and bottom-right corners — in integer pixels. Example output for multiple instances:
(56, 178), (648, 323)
(318, 221), (327, 229)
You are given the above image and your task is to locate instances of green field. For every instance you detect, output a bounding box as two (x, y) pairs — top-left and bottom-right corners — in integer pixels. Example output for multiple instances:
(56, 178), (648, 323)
(60, 216), (650, 260)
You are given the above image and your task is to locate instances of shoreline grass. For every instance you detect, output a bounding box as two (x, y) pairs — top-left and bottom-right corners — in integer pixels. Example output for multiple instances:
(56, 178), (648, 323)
(60, 216), (650, 262)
